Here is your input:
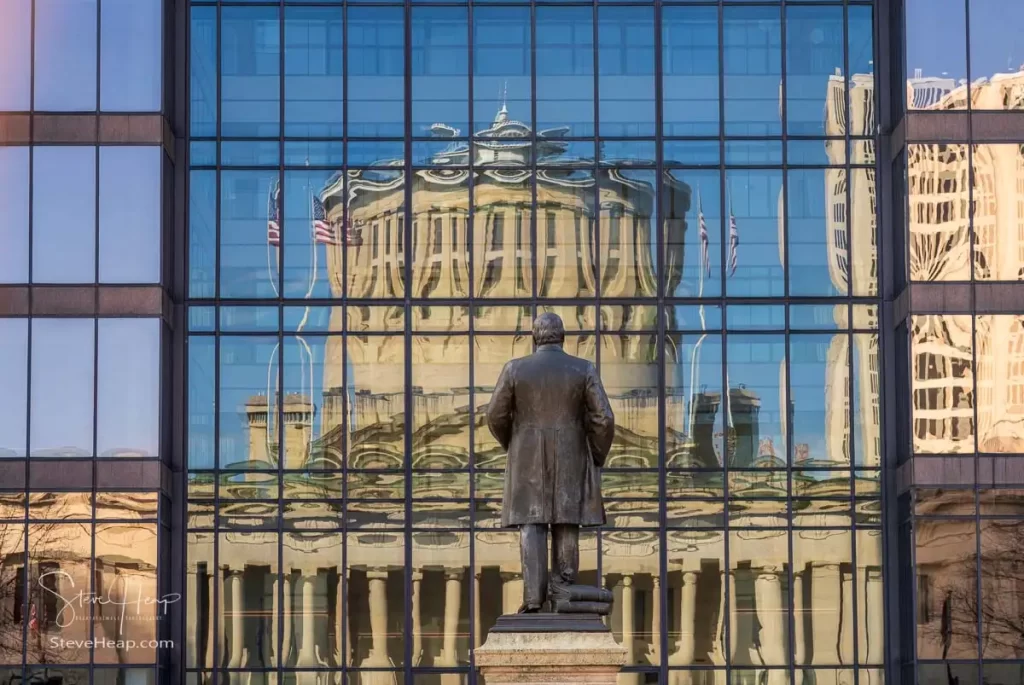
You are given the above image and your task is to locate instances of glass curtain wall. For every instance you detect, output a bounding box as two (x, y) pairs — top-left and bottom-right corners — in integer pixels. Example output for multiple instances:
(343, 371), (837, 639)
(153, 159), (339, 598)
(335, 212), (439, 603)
(185, 2), (881, 685)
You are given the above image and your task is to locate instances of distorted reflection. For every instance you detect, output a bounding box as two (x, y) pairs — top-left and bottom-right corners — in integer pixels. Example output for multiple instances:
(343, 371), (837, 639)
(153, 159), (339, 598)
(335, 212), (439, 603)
(911, 315), (975, 454)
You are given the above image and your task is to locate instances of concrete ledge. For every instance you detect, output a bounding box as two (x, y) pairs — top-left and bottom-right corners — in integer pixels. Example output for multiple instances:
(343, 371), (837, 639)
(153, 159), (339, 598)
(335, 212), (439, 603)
(476, 628), (627, 685)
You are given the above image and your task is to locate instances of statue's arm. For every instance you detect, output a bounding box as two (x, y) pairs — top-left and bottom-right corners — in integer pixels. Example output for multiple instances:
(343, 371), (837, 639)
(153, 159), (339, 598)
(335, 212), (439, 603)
(486, 362), (515, 451)
(584, 363), (615, 467)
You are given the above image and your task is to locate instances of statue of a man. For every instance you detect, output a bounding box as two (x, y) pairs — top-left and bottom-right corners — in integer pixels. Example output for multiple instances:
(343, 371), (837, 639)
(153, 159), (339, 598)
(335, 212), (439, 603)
(486, 313), (615, 613)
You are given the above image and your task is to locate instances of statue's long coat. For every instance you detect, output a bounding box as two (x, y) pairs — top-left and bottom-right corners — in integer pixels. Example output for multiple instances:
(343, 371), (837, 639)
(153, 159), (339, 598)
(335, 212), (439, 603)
(485, 344), (615, 528)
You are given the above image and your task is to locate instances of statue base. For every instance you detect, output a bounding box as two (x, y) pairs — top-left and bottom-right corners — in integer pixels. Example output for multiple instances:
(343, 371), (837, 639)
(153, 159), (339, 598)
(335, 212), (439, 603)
(476, 614), (627, 685)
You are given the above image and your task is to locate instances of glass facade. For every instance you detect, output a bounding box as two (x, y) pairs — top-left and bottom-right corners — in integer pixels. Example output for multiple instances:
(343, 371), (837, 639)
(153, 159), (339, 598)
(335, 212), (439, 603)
(0, 1), (1023, 685)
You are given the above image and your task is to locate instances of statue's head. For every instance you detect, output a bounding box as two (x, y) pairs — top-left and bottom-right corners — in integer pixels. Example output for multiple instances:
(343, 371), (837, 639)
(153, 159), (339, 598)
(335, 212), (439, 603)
(532, 313), (565, 347)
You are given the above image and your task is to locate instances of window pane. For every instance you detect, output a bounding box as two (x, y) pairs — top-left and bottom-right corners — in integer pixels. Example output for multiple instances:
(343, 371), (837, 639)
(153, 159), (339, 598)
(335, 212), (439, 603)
(907, 144), (970, 281)
(915, 518), (977, 659)
(222, 6), (280, 138)
(911, 314), (975, 454)
(411, 336), (470, 469)
(0, 147), (29, 283)
(598, 7), (654, 137)
(791, 333), (850, 467)
(349, 7), (405, 137)
(473, 7), (530, 135)
(100, 0), (162, 111)
(191, 6), (217, 137)
(219, 336), (278, 468)
(723, 6), (781, 135)
(726, 334), (786, 468)
(536, 7), (594, 138)
(536, 182), (595, 299)
(220, 170), (282, 298)
(0, 319), (28, 457)
(723, 169), (784, 297)
(788, 168), (847, 297)
(969, 0), (1024, 110)
(0, 0), (31, 110)
(972, 144), (1024, 281)
(34, 0), (97, 111)
(33, 147), (96, 283)
(975, 315), (1024, 453)
(31, 319), (95, 457)
(97, 319), (160, 458)
(345, 169), (406, 299)
(600, 334), (658, 469)
(979, 519), (1024, 659)
(663, 6), (719, 137)
(347, 335), (405, 469)
(785, 6), (844, 136)
(474, 171), (532, 298)
(906, 0), (967, 110)
(852, 333), (882, 468)
(99, 146), (162, 283)
(188, 336), (216, 470)
(412, 7), (469, 136)
(94, 523), (160, 663)
(600, 169), (657, 299)
(848, 6), (875, 137)
(285, 7), (344, 137)
(411, 171), (469, 298)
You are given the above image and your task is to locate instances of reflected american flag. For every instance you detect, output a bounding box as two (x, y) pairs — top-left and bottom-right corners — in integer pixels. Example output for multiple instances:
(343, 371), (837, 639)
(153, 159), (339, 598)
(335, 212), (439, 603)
(698, 193), (710, 278)
(727, 209), (739, 276)
(312, 194), (336, 245)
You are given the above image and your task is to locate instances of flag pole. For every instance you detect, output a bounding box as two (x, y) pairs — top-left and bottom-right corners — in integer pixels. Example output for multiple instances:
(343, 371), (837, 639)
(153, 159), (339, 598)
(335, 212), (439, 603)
(687, 186), (708, 442)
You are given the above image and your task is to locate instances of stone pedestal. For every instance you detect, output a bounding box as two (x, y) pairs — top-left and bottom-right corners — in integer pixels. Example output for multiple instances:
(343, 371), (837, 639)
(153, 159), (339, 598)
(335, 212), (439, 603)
(476, 614), (627, 685)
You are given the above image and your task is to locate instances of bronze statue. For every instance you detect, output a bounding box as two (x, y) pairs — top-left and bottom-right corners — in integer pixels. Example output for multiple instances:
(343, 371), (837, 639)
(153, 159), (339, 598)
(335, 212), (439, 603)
(486, 313), (615, 613)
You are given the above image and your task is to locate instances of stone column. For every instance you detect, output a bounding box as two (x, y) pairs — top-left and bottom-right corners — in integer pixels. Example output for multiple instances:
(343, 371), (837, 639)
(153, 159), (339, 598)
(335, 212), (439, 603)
(670, 571), (698, 666)
(225, 570), (244, 669)
(411, 570), (423, 666)
(206, 571), (216, 669)
(649, 576), (661, 665)
(728, 571), (739, 663)
(617, 576), (640, 685)
(336, 571), (347, 667)
(271, 575), (293, 667)
(810, 563), (841, 685)
(362, 570), (392, 668)
(792, 571), (806, 669)
(186, 568), (199, 667)
(439, 570), (463, 666)
(863, 569), (884, 667)
(839, 570), (855, 685)
(295, 572), (319, 668)
(754, 567), (786, 685)
(473, 571), (482, 648)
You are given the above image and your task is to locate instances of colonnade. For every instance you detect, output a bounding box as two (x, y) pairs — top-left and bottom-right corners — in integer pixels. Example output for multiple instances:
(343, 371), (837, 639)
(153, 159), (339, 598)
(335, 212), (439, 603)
(186, 560), (884, 685)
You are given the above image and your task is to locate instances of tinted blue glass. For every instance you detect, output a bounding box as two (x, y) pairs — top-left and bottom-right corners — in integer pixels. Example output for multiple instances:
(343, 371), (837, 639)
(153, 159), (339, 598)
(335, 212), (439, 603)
(906, 0), (967, 109)
(190, 170), (217, 298)
(349, 7), (405, 137)
(969, 0), (1024, 109)
(663, 141), (720, 167)
(33, 147), (96, 283)
(848, 6), (875, 135)
(723, 6), (781, 136)
(99, 147), (162, 283)
(349, 141), (405, 166)
(188, 336), (215, 469)
(222, 6), (280, 137)
(536, 7), (594, 138)
(726, 334), (786, 467)
(724, 140), (783, 166)
(599, 7), (654, 137)
(0, 0), (31, 110)
(284, 141), (344, 167)
(97, 319), (160, 457)
(285, 7), (344, 137)
(189, 307), (216, 332)
(34, 0), (97, 111)
(191, 6), (217, 137)
(283, 169), (339, 298)
(31, 318), (95, 457)
(727, 305), (785, 331)
(600, 140), (656, 166)
(219, 336), (279, 468)
(723, 169), (783, 297)
(412, 7), (469, 136)
(221, 141), (280, 167)
(0, 319), (27, 457)
(786, 5), (844, 136)
(474, 7), (531, 134)
(101, 0), (162, 111)
(789, 168), (846, 297)
(788, 140), (836, 167)
(191, 141), (217, 167)
(220, 170), (282, 299)
(663, 6), (719, 137)
(663, 169), (722, 298)
(0, 147), (29, 283)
